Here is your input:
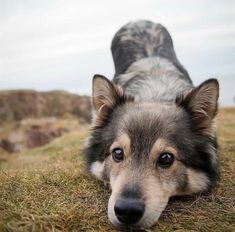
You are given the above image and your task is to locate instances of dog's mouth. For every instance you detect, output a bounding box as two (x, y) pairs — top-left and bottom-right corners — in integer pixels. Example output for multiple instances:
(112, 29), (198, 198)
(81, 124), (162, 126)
(114, 224), (150, 232)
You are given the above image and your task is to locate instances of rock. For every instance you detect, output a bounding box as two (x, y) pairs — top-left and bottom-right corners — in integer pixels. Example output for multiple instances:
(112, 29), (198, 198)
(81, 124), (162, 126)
(0, 139), (21, 153)
(25, 127), (52, 148)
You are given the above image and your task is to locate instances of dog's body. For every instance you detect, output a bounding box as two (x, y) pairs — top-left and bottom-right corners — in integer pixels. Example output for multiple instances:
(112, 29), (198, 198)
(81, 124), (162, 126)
(112, 20), (192, 102)
(85, 20), (219, 229)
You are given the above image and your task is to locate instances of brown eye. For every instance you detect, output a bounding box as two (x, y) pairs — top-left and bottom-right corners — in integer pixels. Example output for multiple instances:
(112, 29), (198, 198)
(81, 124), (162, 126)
(157, 153), (174, 168)
(112, 148), (124, 162)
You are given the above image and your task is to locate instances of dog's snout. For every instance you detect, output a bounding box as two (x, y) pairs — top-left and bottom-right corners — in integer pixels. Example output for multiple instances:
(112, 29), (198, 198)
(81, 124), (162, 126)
(114, 198), (145, 225)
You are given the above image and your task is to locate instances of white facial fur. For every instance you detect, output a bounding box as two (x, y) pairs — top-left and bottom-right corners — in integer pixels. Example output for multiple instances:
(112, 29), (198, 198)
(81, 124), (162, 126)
(186, 169), (209, 194)
(90, 161), (105, 181)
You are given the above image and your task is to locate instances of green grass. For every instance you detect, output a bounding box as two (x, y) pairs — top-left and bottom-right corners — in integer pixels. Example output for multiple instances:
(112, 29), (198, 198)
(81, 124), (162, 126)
(0, 108), (235, 231)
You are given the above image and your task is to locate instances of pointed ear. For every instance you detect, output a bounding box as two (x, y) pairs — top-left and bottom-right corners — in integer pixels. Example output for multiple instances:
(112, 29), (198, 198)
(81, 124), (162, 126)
(176, 79), (219, 135)
(92, 74), (124, 116)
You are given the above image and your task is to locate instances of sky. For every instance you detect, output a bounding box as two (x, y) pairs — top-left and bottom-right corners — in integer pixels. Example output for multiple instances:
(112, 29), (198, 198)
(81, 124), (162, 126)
(0, 0), (235, 106)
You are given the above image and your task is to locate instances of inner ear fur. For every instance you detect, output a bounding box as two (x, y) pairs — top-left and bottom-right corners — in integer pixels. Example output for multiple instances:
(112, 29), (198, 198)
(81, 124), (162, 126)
(92, 74), (132, 125)
(176, 79), (219, 135)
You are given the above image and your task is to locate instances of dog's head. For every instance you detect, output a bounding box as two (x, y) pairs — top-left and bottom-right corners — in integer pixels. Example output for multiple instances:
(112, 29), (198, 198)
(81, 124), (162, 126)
(85, 74), (219, 229)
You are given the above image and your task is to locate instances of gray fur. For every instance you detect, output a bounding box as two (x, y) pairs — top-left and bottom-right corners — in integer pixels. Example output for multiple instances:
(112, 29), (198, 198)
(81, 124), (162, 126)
(117, 57), (192, 102)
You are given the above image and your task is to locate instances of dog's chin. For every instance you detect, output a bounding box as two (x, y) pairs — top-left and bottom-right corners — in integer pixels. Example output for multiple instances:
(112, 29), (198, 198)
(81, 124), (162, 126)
(107, 192), (169, 229)
(135, 203), (166, 229)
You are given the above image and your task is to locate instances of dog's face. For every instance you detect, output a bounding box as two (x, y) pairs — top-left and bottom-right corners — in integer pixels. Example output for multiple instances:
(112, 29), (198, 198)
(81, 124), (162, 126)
(86, 75), (219, 229)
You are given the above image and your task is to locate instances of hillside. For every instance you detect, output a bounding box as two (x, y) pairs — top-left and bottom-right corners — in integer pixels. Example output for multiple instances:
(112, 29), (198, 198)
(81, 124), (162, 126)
(0, 108), (234, 231)
(0, 90), (91, 124)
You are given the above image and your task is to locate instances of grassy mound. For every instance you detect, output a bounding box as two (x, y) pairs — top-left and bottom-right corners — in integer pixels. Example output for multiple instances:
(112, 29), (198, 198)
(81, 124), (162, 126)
(0, 108), (234, 232)
(0, 90), (91, 124)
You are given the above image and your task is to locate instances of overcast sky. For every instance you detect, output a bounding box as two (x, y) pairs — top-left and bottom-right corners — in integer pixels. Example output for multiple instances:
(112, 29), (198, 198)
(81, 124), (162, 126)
(0, 0), (234, 106)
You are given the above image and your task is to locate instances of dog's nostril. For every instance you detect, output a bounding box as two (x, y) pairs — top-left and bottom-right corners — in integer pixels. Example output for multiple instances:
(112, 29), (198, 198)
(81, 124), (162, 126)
(114, 198), (145, 225)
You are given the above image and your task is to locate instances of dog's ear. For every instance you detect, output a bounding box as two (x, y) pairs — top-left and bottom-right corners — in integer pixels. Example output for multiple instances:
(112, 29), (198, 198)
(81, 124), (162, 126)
(92, 74), (126, 124)
(176, 79), (219, 135)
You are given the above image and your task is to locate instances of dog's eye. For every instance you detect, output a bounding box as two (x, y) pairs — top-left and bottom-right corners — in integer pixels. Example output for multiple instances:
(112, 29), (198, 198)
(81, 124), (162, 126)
(112, 148), (124, 162)
(157, 153), (174, 168)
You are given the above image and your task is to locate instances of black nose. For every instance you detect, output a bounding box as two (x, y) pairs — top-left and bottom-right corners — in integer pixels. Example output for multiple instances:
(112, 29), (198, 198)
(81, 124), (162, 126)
(114, 198), (145, 225)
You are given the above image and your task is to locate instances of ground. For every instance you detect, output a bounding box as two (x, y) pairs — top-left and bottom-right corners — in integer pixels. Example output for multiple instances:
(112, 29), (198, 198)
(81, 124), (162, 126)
(0, 108), (234, 232)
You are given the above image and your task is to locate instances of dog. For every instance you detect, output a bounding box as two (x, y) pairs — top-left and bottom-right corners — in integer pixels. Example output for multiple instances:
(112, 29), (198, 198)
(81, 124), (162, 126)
(85, 20), (219, 229)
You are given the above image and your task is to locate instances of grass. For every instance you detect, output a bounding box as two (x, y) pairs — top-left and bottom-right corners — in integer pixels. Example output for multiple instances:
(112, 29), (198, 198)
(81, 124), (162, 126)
(0, 108), (235, 232)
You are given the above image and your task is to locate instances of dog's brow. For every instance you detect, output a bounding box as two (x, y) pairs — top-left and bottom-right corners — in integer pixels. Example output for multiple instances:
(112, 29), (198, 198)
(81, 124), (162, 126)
(110, 133), (131, 156)
(150, 138), (178, 160)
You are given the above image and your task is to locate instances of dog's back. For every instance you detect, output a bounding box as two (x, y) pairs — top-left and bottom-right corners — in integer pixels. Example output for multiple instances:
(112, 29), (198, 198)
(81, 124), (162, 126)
(111, 20), (193, 102)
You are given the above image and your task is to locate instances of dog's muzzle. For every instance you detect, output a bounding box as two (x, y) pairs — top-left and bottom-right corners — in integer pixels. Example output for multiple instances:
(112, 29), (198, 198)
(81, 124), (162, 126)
(114, 197), (145, 225)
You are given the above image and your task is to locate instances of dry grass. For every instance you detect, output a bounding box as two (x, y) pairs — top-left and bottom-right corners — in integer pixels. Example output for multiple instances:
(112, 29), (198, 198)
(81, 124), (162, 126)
(0, 108), (235, 232)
